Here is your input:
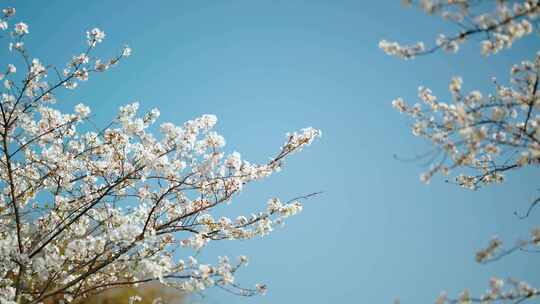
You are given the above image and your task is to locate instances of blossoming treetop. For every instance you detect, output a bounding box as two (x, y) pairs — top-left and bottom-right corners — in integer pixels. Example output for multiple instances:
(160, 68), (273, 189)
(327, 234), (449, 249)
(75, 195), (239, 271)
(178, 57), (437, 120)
(0, 6), (320, 304)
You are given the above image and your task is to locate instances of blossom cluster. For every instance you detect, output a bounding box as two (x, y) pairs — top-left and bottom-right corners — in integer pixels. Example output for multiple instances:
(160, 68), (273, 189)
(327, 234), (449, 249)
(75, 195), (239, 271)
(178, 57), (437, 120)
(0, 6), (320, 304)
(392, 52), (540, 190)
(435, 277), (538, 304)
(473, 226), (540, 265)
(378, 40), (425, 60)
(380, 0), (539, 58)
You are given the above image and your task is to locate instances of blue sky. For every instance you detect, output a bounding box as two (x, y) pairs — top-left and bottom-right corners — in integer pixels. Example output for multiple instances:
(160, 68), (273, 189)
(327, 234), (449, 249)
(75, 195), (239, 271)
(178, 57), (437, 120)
(8, 1), (540, 303)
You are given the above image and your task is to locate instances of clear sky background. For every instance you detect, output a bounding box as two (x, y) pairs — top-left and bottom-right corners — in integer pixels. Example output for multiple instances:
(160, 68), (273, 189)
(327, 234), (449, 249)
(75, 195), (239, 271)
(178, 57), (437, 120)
(7, 1), (540, 303)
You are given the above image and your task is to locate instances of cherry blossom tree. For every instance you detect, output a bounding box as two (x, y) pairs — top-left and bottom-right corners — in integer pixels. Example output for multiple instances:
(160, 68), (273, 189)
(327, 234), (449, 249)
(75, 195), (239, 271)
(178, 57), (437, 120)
(381, 0), (540, 303)
(0, 6), (321, 304)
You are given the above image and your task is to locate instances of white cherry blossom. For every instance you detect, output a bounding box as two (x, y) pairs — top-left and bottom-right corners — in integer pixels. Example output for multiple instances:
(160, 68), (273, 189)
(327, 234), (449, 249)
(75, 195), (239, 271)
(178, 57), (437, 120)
(385, 1), (540, 303)
(0, 6), (321, 304)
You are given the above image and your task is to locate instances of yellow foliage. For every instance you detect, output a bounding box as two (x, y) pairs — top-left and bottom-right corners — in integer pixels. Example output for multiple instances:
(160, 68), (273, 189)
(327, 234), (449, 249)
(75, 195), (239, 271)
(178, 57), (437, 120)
(42, 283), (185, 304)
